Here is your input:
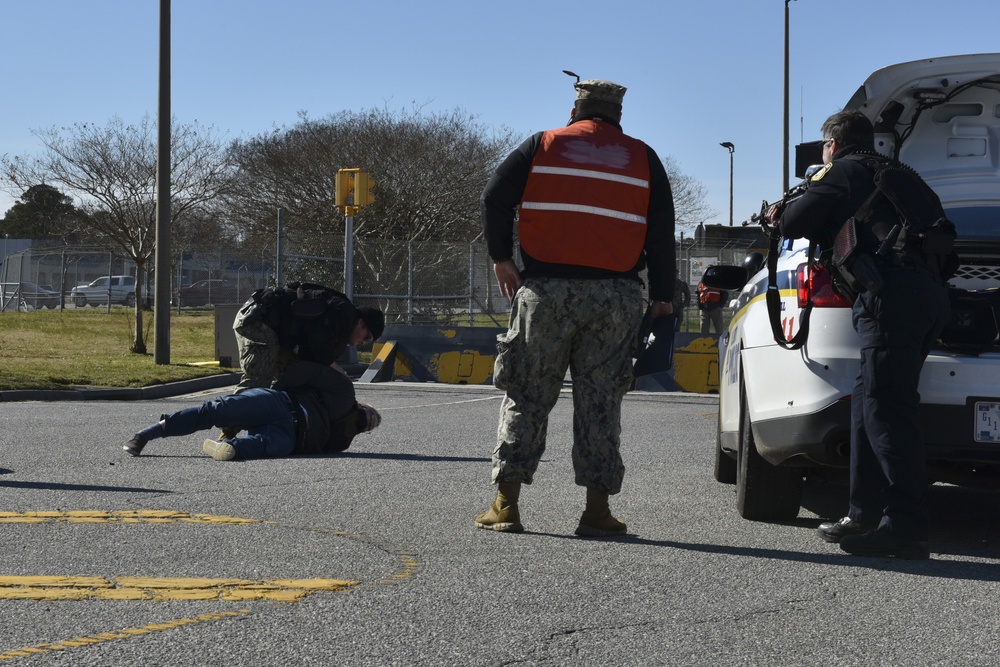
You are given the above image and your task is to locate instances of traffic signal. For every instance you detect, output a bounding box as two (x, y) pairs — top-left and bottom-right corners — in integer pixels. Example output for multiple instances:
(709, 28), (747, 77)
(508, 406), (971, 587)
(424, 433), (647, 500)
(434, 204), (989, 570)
(335, 169), (354, 208)
(354, 171), (375, 207)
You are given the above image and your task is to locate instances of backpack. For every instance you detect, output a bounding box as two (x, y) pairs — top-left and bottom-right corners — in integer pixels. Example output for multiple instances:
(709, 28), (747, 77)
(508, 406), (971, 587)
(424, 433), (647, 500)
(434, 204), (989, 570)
(829, 155), (958, 300)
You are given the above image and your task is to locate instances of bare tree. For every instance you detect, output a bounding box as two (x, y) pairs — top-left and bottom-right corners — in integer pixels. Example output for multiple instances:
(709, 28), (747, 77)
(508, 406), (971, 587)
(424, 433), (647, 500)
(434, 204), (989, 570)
(663, 155), (715, 236)
(1, 115), (234, 353)
(225, 107), (519, 294)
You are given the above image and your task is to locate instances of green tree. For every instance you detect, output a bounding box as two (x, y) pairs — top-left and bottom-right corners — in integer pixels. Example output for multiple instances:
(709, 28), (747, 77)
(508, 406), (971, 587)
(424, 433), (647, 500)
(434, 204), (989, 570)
(0, 183), (87, 242)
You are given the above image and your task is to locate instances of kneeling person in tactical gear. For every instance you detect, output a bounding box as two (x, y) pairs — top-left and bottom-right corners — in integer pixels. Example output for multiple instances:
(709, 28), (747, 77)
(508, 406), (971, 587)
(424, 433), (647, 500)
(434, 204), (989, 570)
(233, 281), (385, 392)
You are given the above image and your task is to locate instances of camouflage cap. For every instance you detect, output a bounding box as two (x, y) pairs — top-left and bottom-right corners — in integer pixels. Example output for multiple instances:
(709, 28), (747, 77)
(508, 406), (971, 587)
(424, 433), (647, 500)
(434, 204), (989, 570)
(574, 79), (626, 105)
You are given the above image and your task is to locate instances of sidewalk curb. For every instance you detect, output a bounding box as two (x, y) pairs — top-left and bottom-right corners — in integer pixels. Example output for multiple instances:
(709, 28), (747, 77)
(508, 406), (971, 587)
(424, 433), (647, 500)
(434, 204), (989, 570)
(0, 372), (241, 403)
(0, 363), (371, 403)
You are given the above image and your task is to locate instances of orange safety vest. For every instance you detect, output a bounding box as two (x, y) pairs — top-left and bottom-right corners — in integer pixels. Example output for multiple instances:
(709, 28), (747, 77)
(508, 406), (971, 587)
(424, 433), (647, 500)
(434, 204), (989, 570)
(698, 282), (723, 305)
(518, 120), (651, 272)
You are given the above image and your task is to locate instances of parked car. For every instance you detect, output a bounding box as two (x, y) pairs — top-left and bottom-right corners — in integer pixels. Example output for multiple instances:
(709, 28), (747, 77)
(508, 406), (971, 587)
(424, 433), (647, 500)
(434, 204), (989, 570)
(173, 279), (240, 307)
(707, 53), (1000, 521)
(19, 281), (60, 309)
(70, 275), (136, 308)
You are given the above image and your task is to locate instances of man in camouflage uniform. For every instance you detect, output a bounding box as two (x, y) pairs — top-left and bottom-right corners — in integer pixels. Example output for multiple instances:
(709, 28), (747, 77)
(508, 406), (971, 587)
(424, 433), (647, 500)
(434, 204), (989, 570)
(477, 78), (676, 537)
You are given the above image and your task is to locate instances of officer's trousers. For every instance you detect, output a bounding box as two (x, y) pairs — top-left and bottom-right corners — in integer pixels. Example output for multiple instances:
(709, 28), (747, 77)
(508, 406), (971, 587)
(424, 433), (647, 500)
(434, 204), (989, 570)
(848, 268), (950, 540)
(491, 277), (643, 494)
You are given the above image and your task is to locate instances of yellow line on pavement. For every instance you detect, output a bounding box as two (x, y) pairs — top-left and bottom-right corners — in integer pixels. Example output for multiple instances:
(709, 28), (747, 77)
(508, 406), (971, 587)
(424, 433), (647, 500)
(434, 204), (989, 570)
(0, 575), (360, 602)
(0, 510), (268, 525)
(0, 610), (251, 661)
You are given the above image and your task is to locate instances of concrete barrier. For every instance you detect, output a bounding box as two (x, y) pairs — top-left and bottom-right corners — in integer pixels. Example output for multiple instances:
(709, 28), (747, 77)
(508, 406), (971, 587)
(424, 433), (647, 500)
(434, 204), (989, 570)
(361, 325), (722, 392)
(362, 326), (503, 384)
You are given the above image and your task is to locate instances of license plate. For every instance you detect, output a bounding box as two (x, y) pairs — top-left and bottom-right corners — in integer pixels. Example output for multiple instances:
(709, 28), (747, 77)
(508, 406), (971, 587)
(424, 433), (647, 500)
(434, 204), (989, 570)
(975, 402), (1000, 442)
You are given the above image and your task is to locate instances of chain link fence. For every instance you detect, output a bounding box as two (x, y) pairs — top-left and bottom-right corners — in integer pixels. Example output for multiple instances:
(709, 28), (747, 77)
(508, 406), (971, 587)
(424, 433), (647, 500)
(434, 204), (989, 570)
(1, 237), (760, 326)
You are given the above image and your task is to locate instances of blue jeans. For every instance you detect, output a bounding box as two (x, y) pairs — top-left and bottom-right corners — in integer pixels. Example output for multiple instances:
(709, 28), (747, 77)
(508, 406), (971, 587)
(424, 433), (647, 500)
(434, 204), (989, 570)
(161, 388), (297, 460)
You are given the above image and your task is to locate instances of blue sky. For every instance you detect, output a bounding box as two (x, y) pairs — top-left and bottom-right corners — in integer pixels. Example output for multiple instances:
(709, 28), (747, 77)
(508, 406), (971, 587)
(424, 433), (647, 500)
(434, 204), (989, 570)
(3, 0), (1000, 236)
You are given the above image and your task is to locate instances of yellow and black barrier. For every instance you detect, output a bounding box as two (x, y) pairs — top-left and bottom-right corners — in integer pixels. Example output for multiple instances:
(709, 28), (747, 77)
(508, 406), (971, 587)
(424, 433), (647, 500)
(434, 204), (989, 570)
(361, 326), (503, 385)
(360, 325), (721, 393)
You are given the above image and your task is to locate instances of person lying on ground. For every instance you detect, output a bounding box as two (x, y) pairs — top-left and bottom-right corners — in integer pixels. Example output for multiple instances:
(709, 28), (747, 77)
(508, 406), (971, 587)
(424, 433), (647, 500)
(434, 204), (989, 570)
(122, 361), (380, 461)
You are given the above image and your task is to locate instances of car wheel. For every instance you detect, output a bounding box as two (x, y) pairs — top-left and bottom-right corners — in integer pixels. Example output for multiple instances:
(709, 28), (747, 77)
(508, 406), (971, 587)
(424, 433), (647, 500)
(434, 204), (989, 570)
(124, 293), (136, 307)
(714, 410), (737, 484)
(74, 296), (87, 308)
(736, 385), (803, 521)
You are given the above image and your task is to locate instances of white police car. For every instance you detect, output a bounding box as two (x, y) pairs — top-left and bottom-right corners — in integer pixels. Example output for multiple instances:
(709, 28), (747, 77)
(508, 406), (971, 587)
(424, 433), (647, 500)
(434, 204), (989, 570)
(706, 53), (1000, 520)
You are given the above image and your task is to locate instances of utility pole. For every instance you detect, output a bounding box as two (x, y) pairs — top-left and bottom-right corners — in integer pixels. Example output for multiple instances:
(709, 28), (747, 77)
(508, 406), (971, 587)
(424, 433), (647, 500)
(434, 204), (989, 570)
(154, 0), (171, 364)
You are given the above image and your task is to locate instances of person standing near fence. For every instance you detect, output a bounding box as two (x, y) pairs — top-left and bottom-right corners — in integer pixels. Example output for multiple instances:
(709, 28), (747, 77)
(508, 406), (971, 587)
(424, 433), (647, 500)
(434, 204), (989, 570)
(477, 78), (676, 537)
(697, 280), (727, 333)
(672, 268), (691, 331)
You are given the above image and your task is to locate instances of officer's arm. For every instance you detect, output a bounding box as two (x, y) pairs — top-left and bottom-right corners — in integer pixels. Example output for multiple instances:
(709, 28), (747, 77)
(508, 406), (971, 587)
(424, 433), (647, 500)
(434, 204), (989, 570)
(644, 146), (676, 307)
(779, 166), (849, 240)
(481, 133), (541, 263)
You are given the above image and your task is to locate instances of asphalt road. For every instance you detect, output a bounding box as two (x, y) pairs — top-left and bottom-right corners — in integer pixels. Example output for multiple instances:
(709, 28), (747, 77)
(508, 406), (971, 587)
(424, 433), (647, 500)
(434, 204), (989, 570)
(2, 384), (1000, 666)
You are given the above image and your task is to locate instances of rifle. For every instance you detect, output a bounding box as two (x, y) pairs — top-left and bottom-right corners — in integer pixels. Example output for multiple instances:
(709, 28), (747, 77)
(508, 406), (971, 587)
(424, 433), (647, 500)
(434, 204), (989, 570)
(746, 175), (818, 351)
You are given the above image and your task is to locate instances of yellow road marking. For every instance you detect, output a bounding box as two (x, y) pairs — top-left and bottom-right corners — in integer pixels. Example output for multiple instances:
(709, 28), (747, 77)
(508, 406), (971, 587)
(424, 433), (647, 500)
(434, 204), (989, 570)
(0, 611), (251, 661)
(0, 509), (420, 659)
(0, 510), (266, 525)
(0, 575), (359, 602)
(0, 510), (414, 602)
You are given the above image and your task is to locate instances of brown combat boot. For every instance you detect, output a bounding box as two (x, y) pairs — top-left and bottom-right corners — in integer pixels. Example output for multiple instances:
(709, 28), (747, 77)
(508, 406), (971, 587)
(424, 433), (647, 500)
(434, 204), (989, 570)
(475, 482), (524, 533)
(575, 487), (627, 537)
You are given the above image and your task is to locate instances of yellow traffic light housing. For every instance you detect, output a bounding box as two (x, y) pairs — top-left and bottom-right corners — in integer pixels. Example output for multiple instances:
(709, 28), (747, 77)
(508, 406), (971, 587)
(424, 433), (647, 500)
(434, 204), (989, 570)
(335, 169), (355, 208)
(354, 171), (375, 206)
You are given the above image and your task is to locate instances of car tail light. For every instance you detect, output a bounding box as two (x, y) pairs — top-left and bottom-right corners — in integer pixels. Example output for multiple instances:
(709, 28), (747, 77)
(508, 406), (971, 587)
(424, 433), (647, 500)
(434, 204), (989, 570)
(796, 262), (852, 308)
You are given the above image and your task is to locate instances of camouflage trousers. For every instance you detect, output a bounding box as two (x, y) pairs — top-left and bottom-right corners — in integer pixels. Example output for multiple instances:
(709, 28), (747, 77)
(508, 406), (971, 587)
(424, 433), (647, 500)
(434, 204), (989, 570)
(233, 305), (295, 392)
(492, 277), (643, 494)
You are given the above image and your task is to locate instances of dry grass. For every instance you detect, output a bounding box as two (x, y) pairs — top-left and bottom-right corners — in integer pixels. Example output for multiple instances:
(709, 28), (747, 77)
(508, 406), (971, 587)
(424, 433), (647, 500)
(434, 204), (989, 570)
(0, 308), (228, 391)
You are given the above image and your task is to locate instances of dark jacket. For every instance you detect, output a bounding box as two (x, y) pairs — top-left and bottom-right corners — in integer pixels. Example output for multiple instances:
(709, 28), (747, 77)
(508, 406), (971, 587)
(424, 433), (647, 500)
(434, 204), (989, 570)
(480, 114), (676, 303)
(274, 361), (364, 454)
(778, 144), (884, 250)
(250, 283), (358, 365)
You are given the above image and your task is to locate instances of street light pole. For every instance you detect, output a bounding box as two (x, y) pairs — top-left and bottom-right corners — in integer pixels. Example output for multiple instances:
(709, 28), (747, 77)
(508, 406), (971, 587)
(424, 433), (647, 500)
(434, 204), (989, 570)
(783, 0), (797, 194)
(720, 142), (735, 226)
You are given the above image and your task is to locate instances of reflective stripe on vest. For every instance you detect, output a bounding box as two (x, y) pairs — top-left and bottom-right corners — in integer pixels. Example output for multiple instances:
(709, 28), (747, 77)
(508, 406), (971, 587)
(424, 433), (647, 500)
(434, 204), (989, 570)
(519, 121), (651, 272)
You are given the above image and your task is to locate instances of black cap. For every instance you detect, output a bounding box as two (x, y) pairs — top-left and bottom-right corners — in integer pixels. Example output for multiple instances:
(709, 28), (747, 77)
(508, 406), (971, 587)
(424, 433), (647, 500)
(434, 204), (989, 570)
(356, 307), (384, 341)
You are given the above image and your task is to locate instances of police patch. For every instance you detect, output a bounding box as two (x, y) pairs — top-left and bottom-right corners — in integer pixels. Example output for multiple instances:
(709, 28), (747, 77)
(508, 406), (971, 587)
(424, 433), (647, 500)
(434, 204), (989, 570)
(810, 163), (833, 181)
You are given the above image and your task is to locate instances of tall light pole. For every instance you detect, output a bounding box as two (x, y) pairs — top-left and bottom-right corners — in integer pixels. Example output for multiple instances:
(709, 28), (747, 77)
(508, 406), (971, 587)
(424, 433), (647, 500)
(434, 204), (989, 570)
(720, 142), (735, 226)
(154, 0), (171, 364)
(783, 0), (797, 194)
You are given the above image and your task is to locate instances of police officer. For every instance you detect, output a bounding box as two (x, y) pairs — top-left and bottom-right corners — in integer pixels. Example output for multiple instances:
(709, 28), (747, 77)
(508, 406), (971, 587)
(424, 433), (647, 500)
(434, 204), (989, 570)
(476, 78), (676, 537)
(766, 110), (950, 559)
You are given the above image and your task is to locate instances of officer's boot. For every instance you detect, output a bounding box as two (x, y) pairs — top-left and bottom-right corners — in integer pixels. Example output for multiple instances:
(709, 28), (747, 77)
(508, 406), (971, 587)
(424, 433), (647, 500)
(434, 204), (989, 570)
(474, 482), (524, 533)
(575, 487), (627, 537)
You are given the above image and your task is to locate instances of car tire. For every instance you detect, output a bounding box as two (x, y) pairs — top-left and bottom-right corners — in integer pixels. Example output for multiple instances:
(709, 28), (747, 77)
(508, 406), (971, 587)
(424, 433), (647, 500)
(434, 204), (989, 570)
(714, 411), (737, 484)
(736, 386), (803, 521)
(124, 293), (136, 307)
(74, 296), (87, 308)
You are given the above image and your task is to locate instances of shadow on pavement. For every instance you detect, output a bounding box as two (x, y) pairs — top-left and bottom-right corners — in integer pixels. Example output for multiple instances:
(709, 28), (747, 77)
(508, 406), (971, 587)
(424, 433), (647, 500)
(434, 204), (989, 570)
(0, 480), (171, 493)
